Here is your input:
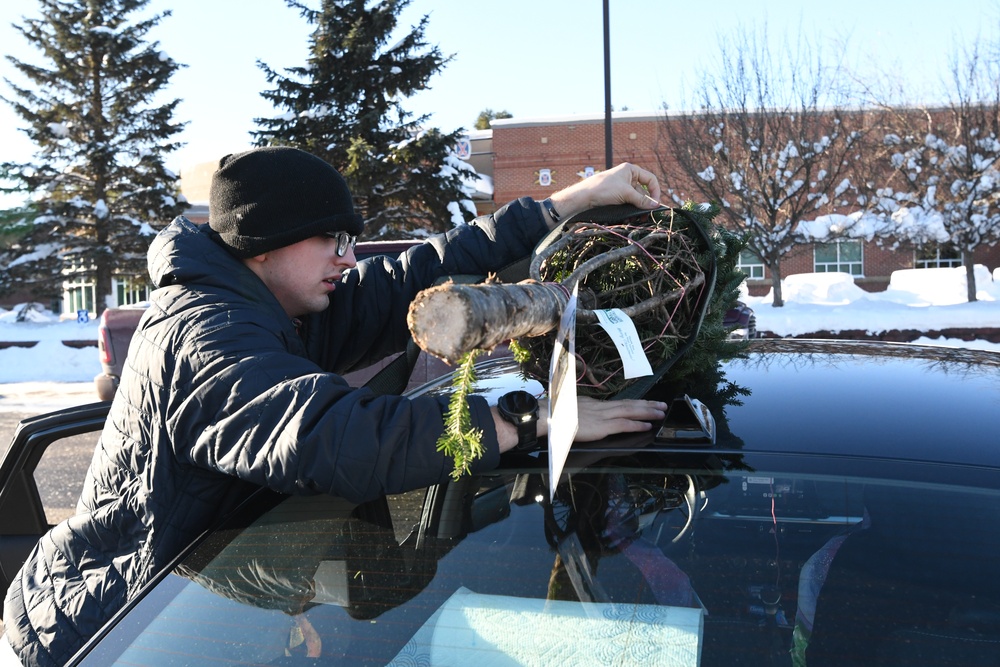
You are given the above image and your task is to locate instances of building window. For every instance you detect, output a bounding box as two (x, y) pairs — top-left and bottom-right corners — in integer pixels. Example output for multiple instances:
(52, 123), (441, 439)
(814, 240), (863, 276)
(64, 281), (96, 316)
(62, 257), (95, 316)
(62, 257), (153, 315)
(115, 275), (152, 306)
(915, 245), (961, 269)
(736, 249), (765, 279)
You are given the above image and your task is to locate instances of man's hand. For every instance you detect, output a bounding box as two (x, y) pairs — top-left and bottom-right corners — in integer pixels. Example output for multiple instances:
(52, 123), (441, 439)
(564, 397), (668, 442)
(543, 163), (663, 228)
(493, 397), (667, 453)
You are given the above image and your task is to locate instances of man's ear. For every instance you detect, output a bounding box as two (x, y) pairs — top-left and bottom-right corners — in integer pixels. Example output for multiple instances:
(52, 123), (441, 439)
(242, 254), (268, 280)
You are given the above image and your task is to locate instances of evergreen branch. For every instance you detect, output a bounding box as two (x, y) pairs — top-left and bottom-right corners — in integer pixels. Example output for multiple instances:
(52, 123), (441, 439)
(509, 339), (533, 364)
(436, 349), (484, 480)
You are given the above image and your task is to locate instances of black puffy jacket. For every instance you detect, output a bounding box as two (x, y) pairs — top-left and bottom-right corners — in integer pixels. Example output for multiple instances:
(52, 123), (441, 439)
(3, 198), (549, 667)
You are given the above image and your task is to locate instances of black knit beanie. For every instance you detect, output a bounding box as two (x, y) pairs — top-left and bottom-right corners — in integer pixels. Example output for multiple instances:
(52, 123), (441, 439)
(209, 146), (364, 258)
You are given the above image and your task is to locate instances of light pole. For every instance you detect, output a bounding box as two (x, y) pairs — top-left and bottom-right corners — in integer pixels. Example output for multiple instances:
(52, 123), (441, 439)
(603, 0), (612, 169)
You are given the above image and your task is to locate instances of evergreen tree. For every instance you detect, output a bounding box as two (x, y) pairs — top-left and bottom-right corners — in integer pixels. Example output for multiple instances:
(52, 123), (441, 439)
(0, 167), (34, 299)
(253, 0), (475, 239)
(0, 0), (186, 314)
(0, 164), (33, 253)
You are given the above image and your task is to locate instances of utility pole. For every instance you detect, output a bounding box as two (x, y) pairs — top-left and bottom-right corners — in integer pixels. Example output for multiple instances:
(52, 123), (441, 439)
(603, 0), (612, 169)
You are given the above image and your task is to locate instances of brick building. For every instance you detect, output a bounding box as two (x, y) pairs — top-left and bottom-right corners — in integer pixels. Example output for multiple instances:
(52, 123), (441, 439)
(488, 112), (661, 205)
(479, 112), (1000, 296)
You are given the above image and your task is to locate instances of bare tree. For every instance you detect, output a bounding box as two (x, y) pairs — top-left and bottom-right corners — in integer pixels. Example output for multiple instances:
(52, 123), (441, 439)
(872, 39), (1000, 303)
(658, 24), (872, 307)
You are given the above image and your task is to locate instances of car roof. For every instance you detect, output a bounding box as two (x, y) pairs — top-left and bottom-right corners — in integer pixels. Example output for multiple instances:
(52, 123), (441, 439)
(411, 338), (1000, 485)
(354, 239), (420, 259)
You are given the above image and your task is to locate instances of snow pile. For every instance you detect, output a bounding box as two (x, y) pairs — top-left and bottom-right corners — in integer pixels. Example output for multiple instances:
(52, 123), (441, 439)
(772, 272), (868, 306)
(0, 340), (100, 383)
(0, 304), (99, 341)
(881, 265), (999, 305)
(744, 265), (1000, 336)
(0, 302), (101, 389)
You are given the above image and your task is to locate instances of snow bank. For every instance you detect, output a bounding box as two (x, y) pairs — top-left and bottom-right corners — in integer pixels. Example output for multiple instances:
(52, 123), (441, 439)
(883, 266), (999, 305)
(774, 272), (868, 305)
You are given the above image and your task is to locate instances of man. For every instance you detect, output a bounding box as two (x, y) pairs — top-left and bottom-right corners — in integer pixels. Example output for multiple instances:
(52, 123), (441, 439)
(3, 146), (668, 666)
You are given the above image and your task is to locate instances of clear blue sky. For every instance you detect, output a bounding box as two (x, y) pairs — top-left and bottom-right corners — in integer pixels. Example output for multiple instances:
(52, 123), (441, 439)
(0, 0), (996, 179)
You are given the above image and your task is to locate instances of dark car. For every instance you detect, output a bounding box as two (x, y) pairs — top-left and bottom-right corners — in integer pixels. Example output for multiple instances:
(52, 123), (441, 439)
(723, 299), (756, 339)
(5, 338), (1000, 665)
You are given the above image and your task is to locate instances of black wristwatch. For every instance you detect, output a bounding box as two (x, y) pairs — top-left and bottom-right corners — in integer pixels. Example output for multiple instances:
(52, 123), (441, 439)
(497, 390), (540, 451)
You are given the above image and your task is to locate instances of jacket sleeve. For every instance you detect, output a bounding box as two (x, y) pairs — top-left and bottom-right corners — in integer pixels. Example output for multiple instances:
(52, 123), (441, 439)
(302, 197), (549, 373)
(166, 313), (500, 503)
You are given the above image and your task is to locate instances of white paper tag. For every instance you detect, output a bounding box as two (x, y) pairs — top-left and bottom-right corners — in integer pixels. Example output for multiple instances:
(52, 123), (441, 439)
(594, 308), (654, 379)
(547, 284), (579, 501)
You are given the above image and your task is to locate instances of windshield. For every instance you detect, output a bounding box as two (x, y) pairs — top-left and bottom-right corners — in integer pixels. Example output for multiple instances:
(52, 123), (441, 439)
(76, 463), (1000, 666)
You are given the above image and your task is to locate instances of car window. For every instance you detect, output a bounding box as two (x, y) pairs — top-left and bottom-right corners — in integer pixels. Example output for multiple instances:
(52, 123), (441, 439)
(74, 466), (1000, 666)
(32, 431), (95, 524)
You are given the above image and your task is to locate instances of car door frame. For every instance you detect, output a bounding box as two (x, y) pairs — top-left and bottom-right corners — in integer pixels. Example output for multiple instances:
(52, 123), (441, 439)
(0, 402), (110, 593)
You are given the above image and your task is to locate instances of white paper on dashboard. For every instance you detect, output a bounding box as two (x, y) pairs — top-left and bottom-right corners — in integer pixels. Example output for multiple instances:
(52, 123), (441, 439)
(547, 283), (578, 502)
(594, 308), (654, 379)
(386, 586), (705, 667)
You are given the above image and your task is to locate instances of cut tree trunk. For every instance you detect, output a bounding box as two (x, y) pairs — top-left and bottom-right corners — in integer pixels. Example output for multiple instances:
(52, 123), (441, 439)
(407, 280), (570, 364)
(407, 272), (702, 366)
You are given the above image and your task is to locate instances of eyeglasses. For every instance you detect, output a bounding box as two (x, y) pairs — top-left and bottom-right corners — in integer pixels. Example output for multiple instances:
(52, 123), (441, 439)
(324, 231), (357, 257)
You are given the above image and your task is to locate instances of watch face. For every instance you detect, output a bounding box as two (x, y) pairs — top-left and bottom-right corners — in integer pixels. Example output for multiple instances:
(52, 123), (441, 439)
(500, 390), (538, 418)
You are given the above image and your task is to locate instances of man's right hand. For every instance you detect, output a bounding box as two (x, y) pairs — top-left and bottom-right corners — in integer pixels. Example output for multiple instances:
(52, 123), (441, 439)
(492, 396), (668, 453)
(541, 163), (662, 228)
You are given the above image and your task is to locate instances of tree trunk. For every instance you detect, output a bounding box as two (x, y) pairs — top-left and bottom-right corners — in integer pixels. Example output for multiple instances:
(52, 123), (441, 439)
(95, 256), (113, 316)
(407, 280), (570, 364)
(964, 251), (978, 303)
(769, 259), (784, 307)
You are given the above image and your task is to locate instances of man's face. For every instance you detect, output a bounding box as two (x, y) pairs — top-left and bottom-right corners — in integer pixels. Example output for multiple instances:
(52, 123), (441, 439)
(246, 234), (357, 318)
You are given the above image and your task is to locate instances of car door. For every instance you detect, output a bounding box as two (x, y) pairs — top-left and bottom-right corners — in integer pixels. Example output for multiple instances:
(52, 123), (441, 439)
(0, 402), (109, 594)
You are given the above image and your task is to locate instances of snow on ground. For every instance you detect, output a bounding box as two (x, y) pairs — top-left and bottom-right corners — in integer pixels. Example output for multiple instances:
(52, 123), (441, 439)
(1, 265), (1000, 412)
(0, 305), (103, 411)
(741, 265), (1000, 338)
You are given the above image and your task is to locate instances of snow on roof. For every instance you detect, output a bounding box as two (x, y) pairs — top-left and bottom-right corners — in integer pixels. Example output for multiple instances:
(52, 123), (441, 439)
(489, 110), (666, 128)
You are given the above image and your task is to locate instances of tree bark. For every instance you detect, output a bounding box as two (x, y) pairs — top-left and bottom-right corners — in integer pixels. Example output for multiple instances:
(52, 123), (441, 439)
(770, 257), (784, 307)
(964, 251), (978, 303)
(407, 280), (569, 364)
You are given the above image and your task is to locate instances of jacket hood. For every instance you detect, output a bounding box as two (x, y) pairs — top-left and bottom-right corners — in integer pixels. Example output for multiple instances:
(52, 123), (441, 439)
(147, 217), (293, 327)
(148, 217), (241, 289)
